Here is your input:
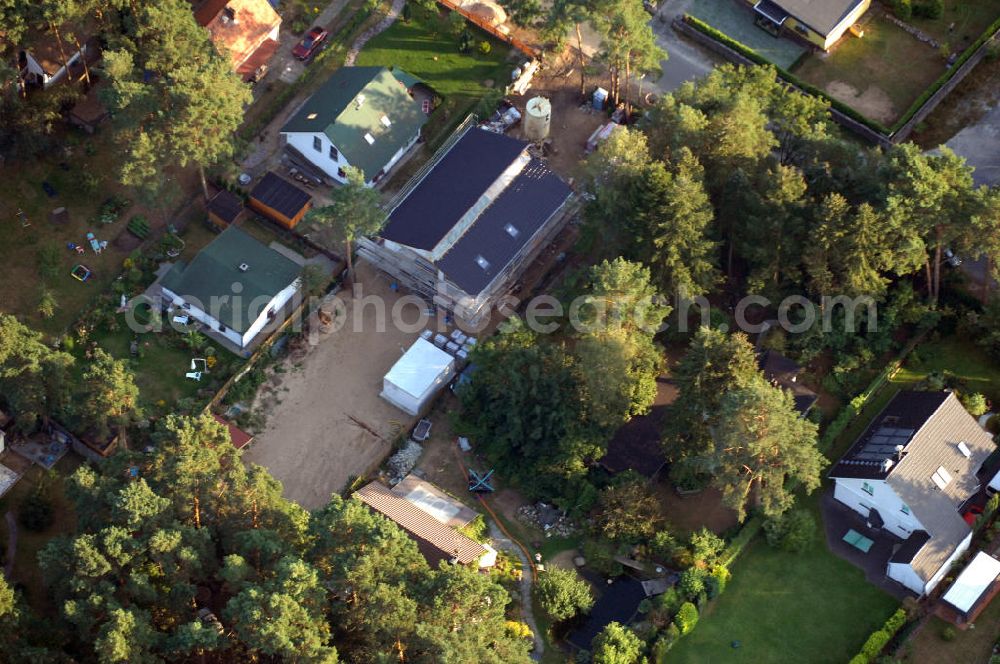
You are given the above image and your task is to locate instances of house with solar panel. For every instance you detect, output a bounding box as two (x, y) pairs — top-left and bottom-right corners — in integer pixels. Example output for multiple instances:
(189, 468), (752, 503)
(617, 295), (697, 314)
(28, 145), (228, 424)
(357, 122), (574, 325)
(829, 391), (997, 596)
(280, 66), (430, 186)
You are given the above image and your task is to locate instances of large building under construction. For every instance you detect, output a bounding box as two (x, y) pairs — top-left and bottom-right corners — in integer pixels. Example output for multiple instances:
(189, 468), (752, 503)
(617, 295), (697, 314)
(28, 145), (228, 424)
(358, 121), (574, 325)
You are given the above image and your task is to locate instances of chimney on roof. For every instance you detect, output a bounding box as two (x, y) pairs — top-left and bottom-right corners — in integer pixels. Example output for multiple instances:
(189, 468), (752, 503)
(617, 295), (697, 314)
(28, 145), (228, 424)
(221, 5), (237, 24)
(882, 458), (894, 473)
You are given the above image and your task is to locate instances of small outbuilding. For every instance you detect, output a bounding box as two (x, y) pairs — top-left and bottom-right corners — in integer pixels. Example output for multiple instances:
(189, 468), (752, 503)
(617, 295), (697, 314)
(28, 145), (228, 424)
(212, 413), (255, 450)
(939, 552), (1000, 627)
(380, 337), (455, 416)
(248, 171), (312, 229)
(207, 190), (246, 229)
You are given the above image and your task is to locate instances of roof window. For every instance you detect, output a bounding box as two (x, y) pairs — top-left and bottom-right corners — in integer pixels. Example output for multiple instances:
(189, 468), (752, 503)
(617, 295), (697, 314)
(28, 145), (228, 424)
(957, 441), (972, 459)
(380, 115), (392, 127)
(931, 466), (952, 490)
(364, 133), (375, 145)
(307, 112), (318, 120)
(355, 94), (366, 108)
(504, 223), (520, 238)
(475, 255), (490, 270)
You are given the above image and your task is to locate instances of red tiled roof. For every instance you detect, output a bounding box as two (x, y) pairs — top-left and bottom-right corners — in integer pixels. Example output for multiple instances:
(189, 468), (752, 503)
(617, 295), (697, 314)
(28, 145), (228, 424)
(212, 414), (254, 450)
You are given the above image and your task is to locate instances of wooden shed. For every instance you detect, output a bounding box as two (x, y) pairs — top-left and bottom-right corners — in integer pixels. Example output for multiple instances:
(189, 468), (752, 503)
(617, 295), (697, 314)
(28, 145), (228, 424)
(207, 189), (246, 229)
(248, 172), (312, 229)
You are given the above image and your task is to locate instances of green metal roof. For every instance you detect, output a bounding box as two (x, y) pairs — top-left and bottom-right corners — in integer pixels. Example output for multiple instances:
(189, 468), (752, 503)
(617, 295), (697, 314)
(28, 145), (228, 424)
(160, 225), (301, 334)
(280, 66), (429, 181)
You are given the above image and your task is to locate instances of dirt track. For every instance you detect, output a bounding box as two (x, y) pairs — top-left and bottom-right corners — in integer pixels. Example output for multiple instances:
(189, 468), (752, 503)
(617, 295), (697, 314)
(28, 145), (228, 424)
(243, 262), (424, 509)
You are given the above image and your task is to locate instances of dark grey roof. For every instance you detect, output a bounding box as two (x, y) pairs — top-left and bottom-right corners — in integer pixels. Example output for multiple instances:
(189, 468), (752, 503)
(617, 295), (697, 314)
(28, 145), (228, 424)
(381, 128), (528, 251)
(767, 0), (866, 36)
(436, 159), (571, 296)
(890, 530), (931, 564)
(250, 172), (311, 219)
(208, 190), (244, 224)
(829, 391), (950, 480)
(567, 577), (646, 651)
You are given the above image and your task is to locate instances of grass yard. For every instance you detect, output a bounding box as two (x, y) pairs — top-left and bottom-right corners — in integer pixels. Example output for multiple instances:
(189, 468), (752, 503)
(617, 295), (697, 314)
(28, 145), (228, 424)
(0, 454), (81, 616)
(0, 130), (141, 336)
(665, 491), (899, 664)
(355, 5), (513, 149)
(792, 13), (944, 126)
(910, 0), (1000, 49)
(903, 596), (1000, 663)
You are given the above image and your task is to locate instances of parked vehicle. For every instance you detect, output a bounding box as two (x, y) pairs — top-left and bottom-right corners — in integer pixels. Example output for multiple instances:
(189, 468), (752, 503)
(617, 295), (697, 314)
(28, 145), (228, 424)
(292, 26), (328, 61)
(944, 247), (962, 267)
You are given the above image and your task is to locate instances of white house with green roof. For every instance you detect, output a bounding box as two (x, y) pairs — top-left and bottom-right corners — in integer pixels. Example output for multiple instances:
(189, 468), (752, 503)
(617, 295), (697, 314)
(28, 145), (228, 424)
(160, 226), (302, 351)
(280, 66), (429, 186)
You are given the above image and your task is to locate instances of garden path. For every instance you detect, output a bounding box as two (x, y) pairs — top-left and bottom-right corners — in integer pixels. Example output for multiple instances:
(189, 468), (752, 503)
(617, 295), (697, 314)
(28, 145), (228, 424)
(344, 0), (406, 66)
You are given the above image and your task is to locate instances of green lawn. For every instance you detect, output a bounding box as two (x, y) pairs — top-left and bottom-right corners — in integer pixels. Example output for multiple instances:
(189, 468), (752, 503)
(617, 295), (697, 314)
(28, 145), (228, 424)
(792, 13), (944, 126)
(667, 335), (1000, 664)
(355, 6), (511, 148)
(665, 492), (898, 664)
(910, 0), (1000, 48)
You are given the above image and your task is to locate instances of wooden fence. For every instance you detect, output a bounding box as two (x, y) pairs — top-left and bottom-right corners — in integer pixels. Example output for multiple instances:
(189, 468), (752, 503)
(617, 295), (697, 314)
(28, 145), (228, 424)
(436, 0), (541, 59)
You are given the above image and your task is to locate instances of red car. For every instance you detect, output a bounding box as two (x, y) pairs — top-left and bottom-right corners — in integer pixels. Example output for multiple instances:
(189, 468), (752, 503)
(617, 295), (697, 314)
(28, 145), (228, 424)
(292, 27), (328, 61)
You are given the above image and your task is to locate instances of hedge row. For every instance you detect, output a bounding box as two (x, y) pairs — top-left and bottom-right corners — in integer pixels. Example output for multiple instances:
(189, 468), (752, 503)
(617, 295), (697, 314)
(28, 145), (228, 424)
(848, 609), (908, 664)
(719, 515), (764, 567)
(891, 15), (1000, 132)
(681, 15), (890, 135)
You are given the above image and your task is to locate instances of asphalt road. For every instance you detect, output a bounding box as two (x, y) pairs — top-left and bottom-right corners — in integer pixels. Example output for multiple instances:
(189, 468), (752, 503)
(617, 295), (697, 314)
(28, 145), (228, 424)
(945, 102), (1000, 187)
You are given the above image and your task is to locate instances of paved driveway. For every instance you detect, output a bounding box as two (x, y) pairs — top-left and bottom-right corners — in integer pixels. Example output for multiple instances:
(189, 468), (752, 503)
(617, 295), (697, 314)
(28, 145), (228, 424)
(945, 102), (1000, 186)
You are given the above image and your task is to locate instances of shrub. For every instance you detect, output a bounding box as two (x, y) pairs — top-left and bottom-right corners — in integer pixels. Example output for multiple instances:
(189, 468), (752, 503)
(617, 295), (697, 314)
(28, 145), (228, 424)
(914, 0), (943, 19)
(673, 602), (699, 635)
(707, 566), (731, 598)
(20, 491), (54, 532)
(459, 514), (488, 543)
(849, 609), (909, 663)
(893, 0), (912, 20)
(655, 587), (683, 615)
(763, 509), (816, 553)
(940, 625), (956, 641)
(37, 289), (57, 319)
(478, 40), (492, 55)
(535, 567), (594, 622)
(686, 527), (725, 567)
(650, 529), (678, 563)
(582, 538), (622, 577)
(961, 392), (989, 417)
(678, 567), (707, 600)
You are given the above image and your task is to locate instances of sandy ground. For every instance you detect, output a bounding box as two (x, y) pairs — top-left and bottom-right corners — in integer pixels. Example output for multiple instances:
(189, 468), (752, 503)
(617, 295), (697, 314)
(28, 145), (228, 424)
(825, 80), (896, 125)
(243, 262), (425, 509)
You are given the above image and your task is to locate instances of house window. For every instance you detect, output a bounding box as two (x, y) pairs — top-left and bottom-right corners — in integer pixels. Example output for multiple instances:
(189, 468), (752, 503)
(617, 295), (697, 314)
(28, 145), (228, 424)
(313, 136), (322, 152)
(329, 145), (339, 161)
(862, 482), (874, 496)
(901, 504), (910, 515)
(337, 167), (346, 179)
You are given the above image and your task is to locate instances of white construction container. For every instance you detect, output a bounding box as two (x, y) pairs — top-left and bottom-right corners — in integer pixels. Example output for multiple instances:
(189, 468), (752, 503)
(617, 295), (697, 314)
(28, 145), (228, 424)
(524, 96), (551, 141)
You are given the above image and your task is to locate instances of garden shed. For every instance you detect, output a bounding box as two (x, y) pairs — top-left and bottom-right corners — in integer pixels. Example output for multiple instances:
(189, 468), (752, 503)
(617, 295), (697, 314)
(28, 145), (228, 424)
(940, 551), (1000, 626)
(248, 171), (312, 229)
(380, 337), (455, 416)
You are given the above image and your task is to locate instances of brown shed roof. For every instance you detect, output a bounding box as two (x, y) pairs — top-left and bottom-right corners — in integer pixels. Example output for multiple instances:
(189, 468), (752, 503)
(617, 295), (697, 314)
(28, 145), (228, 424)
(354, 481), (487, 565)
(195, 0), (281, 72)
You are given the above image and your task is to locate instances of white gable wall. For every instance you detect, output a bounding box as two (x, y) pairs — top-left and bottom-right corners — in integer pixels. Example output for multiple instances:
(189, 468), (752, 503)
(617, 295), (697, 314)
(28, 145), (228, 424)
(285, 131), (351, 184)
(833, 477), (925, 539)
(284, 130), (420, 187)
(161, 286), (244, 348)
(238, 278), (301, 347)
(887, 561), (926, 595)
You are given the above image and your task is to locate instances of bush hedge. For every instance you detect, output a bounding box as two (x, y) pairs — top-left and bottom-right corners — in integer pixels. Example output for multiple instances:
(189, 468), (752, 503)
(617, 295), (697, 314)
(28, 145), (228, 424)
(849, 608), (908, 663)
(681, 15), (890, 134)
(891, 15), (1000, 132)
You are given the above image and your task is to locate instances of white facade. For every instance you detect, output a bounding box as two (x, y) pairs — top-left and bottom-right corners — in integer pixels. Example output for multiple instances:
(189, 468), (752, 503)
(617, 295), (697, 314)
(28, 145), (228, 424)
(833, 477), (924, 539)
(283, 130), (420, 186)
(381, 338), (455, 416)
(833, 476), (974, 596)
(161, 278), (300, 350)
(22, 44), (88, 88)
